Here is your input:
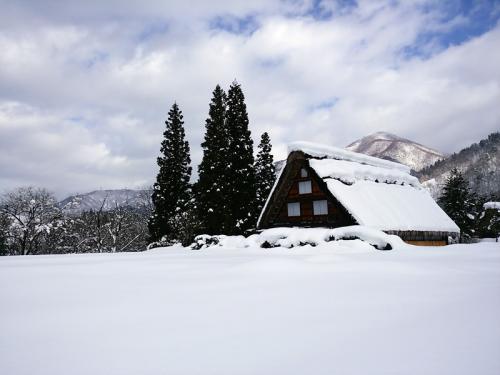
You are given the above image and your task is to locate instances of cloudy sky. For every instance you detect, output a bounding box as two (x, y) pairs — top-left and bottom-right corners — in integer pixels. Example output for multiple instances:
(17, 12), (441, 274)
(1, 0), (499, 198)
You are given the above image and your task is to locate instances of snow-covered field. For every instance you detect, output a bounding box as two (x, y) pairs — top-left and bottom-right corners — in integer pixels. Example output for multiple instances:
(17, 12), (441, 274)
(1, 241), (499, 375)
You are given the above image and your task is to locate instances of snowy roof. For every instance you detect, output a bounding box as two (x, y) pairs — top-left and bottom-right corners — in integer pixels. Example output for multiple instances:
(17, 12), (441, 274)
(309, 158), (419, 186)
(289, 141), (410, 173)
(484, 202), (500, 210)
(259, 141), (459, 233)
(325, 179), (459, 232)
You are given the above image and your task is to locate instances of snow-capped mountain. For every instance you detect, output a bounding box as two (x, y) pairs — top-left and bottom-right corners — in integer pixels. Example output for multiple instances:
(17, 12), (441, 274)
(59, 189), (150, 215)
(346, 132), (445, 171)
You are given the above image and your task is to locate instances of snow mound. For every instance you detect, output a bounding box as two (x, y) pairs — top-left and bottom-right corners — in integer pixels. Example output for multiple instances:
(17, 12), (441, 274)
(191, 226), (407, 251)
(289, 141), (410, 173)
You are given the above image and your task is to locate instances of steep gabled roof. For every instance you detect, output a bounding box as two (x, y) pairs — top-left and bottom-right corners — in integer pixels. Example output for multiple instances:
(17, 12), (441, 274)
(258, 141), (460, 234)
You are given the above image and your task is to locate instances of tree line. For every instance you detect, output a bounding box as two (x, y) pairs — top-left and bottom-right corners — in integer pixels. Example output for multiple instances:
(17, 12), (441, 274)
(0, 81), (276, 255)
(0, 186), (151, 255)
(148, 81), (275, 247)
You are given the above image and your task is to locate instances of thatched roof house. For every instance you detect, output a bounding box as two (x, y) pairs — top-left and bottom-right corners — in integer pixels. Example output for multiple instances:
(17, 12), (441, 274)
(257, 142), (460, 246)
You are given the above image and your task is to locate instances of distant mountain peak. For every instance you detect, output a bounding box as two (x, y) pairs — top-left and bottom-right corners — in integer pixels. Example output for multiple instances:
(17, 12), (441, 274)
(59, 188), (150, 215)
(364, 131), (403, 141)
(346, 132), (445, 171)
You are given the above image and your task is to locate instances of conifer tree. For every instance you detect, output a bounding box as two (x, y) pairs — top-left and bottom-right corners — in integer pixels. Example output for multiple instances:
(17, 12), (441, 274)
(255, 132), (275, 220)
(438, 168), (474, 239)
(148, 103), (192, 244)
(195, 85), (230, 235)
(478, 201), (500, 241)
(225, 81), (256, 233)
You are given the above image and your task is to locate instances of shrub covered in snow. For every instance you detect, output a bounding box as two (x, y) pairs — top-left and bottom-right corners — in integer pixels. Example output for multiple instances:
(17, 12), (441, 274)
(191, 226), (406, 251)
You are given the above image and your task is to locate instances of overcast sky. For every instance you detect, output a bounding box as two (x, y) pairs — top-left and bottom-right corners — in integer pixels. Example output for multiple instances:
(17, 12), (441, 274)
(1, 0), (499, 198)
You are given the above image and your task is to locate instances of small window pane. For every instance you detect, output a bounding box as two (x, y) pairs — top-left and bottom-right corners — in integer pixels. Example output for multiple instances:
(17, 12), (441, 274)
(300, 168), (308, 178)
(287, 202), (300, 217)
(313, 200), (328, 215)
(298, 180), (312, 194)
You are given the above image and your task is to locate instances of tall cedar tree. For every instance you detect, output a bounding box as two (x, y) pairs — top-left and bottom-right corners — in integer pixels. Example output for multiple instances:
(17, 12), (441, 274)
(255, 132), (276, 219)
(195, 85), (230, 235)
(438, 168), (474, 239)
(225, 81), (256, 233)
(148, 103), (192, 243)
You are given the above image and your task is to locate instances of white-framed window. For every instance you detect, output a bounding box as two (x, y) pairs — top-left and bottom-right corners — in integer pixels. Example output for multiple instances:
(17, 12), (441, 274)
(298, 180), (312, 194)
(287, 202), (300, 217)
(313, 200), (328, 215)
(300, 168), (308, 178)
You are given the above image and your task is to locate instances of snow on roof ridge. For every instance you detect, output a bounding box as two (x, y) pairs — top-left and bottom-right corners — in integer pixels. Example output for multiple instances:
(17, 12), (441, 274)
(309, 159), (420, 187)
(288, 141), (410, 173)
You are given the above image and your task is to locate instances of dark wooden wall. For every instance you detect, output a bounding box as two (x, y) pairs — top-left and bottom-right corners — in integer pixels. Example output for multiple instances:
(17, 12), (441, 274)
(271, 164), (354, 228)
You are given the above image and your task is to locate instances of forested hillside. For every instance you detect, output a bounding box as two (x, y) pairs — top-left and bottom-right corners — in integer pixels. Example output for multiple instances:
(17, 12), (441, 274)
(418, 132), (500, 198)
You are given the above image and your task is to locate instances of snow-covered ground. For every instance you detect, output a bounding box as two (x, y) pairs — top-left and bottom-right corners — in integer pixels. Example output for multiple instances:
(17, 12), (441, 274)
(1, 241), (499, 375)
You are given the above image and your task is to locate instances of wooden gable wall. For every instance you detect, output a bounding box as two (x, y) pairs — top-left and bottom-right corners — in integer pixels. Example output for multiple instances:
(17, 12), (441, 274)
(261, 152), (355, 228)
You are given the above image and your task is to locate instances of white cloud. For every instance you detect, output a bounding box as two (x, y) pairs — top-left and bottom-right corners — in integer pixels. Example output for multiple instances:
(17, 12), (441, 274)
(0, 0), (499, 197)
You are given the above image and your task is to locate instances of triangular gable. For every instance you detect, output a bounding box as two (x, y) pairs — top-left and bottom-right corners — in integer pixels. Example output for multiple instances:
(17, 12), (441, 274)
(257, 151), (355, 229)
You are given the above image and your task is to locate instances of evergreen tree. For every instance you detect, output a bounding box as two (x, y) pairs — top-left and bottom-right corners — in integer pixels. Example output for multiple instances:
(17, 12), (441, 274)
(195, 85), (230, 235)
(478, 203), (500, 241)
(254, 132), (275, 220)
(438, 168), (475, 239)
(225, 81), (256, 233)
(148, 103), (192, 244)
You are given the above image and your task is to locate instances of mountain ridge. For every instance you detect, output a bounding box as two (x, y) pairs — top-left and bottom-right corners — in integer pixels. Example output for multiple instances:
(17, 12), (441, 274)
(417, 132), (500, 199)
(59, 189), (151, 215)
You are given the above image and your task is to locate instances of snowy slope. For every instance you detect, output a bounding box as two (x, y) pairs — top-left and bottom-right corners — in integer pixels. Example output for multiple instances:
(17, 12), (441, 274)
(59, 189), (150, 214)
(346, 132), (445, 171)
(1, 242), (499, 375)
(417, 132), (500, 198)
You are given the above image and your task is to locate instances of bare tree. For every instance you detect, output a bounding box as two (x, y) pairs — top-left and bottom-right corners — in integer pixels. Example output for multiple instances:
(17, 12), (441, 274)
(0, 187), (63, 255)
(0, 211), (9, 256)
(68, 192), (149, 253)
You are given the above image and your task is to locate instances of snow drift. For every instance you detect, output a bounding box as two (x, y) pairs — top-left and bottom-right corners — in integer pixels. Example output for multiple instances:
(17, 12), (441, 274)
(192, 226), (406, 250)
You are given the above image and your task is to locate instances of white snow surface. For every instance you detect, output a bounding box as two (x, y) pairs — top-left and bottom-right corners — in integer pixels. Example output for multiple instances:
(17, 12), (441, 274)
(1, 241), (500, 375)
(484, 201), (500, 210)
(310, 158), (420, 186)
(325, 179), (460, 232)
(289, 141), (410, 173)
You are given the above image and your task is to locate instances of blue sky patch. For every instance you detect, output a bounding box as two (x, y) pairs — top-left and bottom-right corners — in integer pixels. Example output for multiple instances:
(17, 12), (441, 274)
(309, 97), (340, 112)
(138, 20), (169, 41)
(210, 14), (260, 35)
(403, 0), (500, 59)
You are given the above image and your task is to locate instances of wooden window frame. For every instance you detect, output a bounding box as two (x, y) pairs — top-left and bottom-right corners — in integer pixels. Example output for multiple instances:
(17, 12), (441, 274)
(298, 180), (312, 195)
(287, 202), (301, 217)
(313, 200), (328, 215)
